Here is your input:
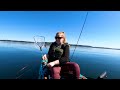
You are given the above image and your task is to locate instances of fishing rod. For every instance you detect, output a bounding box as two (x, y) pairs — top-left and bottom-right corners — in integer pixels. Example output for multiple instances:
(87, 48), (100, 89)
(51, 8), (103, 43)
(70, 12), (89, 60)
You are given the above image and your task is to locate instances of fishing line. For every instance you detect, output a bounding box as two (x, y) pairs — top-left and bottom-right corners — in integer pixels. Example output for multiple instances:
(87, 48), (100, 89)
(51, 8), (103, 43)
(70, 12), (89, 60)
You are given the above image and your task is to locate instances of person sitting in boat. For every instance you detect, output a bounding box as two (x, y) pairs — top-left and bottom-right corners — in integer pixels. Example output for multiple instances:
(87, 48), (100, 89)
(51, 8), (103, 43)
(42, 31), (86, 79)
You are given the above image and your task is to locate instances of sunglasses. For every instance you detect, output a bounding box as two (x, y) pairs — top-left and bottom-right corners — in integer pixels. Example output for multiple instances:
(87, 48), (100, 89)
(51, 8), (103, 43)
(55, 37), (63, 39)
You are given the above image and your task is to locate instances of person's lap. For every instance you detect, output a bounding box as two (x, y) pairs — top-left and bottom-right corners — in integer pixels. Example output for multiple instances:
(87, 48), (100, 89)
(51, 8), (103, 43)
(49, 62), (80, 79)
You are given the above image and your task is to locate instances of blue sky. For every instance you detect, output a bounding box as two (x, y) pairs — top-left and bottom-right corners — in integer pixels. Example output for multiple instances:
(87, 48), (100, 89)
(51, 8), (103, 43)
(0, 11), (120, 48)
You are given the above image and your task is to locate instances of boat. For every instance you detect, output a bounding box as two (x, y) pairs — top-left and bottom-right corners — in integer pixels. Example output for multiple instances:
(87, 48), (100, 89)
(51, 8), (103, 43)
(39, 59), (107, 79)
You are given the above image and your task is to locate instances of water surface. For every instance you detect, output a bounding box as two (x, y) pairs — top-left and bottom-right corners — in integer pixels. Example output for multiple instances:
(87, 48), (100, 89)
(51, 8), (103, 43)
(0, 41), (120, 79)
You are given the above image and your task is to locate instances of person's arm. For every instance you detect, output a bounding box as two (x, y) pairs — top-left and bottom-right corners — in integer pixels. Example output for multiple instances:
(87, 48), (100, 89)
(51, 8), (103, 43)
(47, 43), (54, 59)
(47, 60), (59, 67)
(42, 43), (54, 60)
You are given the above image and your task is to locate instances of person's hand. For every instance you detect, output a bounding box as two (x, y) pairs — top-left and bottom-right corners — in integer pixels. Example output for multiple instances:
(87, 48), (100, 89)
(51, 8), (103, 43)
(47, 60), (59, 67)
(47, 62), (55, 67)
(42, 54), (48, 60)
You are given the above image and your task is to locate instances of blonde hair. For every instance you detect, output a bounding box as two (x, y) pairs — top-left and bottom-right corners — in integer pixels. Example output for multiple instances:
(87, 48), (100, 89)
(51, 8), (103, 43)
(55, 32), (67, 43)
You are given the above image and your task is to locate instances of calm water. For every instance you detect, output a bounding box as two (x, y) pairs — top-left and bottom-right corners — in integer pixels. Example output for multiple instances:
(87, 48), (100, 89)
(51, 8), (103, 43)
(0, 41), (120, 79)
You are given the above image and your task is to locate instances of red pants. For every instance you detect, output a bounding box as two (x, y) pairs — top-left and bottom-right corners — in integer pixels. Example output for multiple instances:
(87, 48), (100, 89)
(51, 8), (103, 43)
(49, 62), (80, 79)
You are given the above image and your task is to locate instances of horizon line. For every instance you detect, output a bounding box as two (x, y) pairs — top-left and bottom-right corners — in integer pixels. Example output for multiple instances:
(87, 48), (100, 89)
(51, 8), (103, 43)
(0, 39), (120, 50)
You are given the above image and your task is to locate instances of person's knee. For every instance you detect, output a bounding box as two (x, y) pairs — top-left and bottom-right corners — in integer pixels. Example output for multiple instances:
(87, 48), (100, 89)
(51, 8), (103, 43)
(73, 62), (80, 71)
(66, 62), (80, 71)
(65, 62), (80, 79)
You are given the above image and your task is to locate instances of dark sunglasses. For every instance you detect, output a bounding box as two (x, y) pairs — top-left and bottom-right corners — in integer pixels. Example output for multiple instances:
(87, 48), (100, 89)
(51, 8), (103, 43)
(55, 37), (63, 39)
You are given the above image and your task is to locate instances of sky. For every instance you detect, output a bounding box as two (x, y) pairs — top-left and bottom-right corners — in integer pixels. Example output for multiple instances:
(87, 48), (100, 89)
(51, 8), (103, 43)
(0, 11), (120, 48)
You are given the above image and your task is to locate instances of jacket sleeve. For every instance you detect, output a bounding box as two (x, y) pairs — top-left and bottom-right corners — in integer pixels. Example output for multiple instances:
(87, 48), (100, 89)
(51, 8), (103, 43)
(48, 43), (53, 56)
(59, 44), (70, 65)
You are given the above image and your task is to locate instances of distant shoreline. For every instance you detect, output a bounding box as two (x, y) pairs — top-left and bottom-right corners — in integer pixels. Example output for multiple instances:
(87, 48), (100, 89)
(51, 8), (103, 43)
(0, 40), (33, 43)
(0, 40), (120, 50)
